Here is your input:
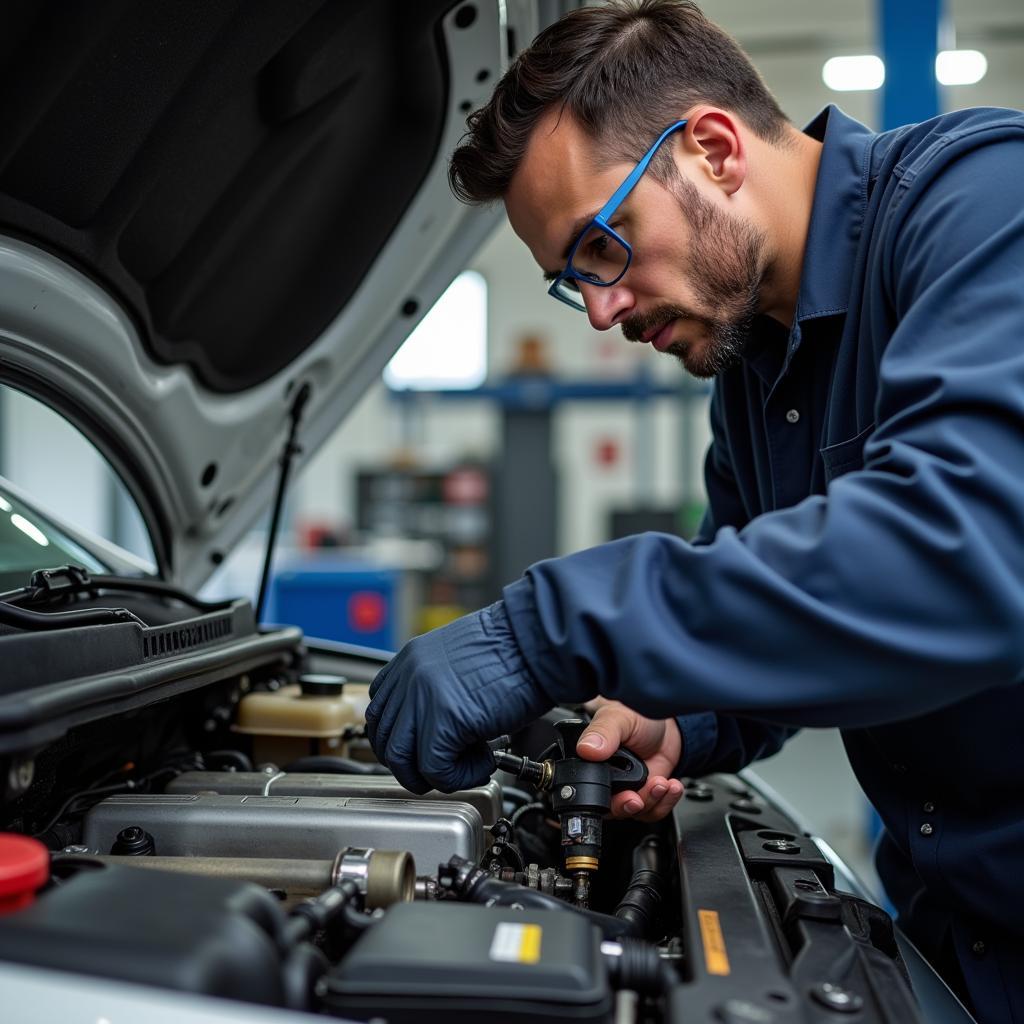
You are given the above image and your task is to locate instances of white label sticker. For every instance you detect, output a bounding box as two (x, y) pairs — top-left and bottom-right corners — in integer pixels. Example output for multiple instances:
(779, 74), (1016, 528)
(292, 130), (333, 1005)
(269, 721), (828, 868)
(567, 816), (583, 837)
(489, 922), (542, 963)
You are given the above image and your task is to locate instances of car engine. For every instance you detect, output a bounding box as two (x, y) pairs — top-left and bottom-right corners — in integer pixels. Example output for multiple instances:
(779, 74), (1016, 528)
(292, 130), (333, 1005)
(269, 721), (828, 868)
(0, 576), (923, 1023)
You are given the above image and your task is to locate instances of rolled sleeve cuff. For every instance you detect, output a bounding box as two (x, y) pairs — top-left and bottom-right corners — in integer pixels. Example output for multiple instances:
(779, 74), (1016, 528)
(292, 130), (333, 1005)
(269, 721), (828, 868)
(675, 712), (720, 777)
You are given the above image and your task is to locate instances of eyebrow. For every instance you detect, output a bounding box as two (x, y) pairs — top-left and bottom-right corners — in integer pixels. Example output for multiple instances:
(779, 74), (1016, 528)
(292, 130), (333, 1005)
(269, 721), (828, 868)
(542, 211), (601, 281)
(560, 212), (599, 261)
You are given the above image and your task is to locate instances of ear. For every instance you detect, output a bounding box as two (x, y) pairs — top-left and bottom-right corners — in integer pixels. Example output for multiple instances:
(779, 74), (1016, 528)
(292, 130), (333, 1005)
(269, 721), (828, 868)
(680, 108), (746, 197)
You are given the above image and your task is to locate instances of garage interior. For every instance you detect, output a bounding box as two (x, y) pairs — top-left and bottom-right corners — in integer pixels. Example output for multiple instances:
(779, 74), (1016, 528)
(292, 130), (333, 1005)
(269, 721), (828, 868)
(0, 4), (1021, 1014)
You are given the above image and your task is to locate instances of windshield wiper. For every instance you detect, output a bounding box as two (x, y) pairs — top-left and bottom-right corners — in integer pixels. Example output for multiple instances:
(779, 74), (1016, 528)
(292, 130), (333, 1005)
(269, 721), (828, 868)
(0, 598), (144, 631)
(0, 565), (233, 613)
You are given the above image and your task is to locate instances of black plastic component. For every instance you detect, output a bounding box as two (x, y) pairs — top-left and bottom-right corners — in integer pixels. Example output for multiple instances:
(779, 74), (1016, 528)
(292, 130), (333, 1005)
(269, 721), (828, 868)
(110, 825), (155, 856)
(27, 565), (92, 596)
(0, 860), (288, 1004)
(603, 937), (677, 996)
(667, 775), (922, 1023)
(324, 902), (613, 1023)
(298, 673), (346, 696)
(545, 720), (648, 869)
(492, 749), (548, 787)
(480, 817), (526, 875)
(550, 719), (648, 793)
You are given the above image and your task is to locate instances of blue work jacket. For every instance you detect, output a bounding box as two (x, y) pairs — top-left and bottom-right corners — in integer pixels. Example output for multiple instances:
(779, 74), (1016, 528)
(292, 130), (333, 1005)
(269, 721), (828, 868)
(502, 105), (1024, 1022)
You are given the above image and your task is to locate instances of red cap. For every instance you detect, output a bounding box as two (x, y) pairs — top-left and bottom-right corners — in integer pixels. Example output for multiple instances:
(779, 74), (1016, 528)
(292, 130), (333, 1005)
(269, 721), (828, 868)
(0, 833), (50, 914)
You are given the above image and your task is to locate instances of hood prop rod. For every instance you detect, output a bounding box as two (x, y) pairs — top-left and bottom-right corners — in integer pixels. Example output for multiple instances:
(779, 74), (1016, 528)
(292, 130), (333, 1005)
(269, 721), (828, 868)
(255, 382), (312, 624)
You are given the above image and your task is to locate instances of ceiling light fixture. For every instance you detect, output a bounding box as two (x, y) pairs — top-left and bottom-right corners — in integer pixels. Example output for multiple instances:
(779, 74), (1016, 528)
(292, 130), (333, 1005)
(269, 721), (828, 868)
(822, 55), (885, 92)
(936, 49), (988, 86)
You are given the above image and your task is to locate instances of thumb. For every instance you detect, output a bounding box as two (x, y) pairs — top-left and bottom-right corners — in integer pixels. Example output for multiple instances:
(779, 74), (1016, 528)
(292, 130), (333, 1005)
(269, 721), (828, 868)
(577, 704), (632, 761)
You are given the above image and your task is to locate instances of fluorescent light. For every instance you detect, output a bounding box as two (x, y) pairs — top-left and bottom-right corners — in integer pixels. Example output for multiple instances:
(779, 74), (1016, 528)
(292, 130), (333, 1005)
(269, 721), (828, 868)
(384, 271), (488, 391)
(936, 49), (987, 86)
(10, 513), (49, 547)
(0, 496), (10, 512)
(822, 55), (885, 92)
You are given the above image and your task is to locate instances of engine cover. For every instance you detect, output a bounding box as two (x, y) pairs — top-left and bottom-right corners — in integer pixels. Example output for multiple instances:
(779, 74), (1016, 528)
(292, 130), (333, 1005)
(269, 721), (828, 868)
(83, 793), (484, 870)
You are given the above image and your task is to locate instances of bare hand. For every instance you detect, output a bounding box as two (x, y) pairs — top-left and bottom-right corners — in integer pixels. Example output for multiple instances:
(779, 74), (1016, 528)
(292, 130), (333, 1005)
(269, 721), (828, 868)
(576, 699), (684, 822)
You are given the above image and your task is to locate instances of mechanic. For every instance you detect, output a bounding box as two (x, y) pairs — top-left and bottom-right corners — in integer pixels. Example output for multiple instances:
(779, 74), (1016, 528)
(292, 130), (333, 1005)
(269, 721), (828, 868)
(366, 2), (1024, 1018)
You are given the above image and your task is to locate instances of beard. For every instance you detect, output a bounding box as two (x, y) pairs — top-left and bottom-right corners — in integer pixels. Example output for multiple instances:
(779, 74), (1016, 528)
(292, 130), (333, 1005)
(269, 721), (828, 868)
(621, 177), (766, 378)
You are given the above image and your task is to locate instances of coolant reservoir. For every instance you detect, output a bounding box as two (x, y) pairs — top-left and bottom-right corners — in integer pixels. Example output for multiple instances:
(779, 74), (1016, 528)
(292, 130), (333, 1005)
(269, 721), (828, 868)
(233, 674), (365, 766)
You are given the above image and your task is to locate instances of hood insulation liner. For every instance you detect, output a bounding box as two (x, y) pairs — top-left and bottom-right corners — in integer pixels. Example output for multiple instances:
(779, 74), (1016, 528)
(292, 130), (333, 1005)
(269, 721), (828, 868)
(0, 0), (453, 392)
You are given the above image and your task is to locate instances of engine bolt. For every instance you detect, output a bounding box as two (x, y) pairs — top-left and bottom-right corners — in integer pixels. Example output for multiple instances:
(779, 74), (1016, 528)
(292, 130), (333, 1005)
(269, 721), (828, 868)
(811, 983), (863, 1013)
(763, 839), (801, 854)
(559, 785), (575, 800)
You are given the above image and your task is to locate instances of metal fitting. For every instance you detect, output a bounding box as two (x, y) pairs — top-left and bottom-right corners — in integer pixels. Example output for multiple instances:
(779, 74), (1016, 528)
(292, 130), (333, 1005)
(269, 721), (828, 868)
(331, 847), (415, 908)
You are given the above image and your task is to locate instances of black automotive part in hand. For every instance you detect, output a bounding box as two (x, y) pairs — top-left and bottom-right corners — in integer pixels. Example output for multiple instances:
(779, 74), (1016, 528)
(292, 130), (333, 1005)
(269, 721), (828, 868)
(490, 719), (650, 904)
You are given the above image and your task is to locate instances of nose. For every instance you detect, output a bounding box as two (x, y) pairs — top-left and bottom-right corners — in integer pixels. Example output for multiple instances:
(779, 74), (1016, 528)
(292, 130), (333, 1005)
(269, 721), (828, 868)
(580, 281), (634, 331)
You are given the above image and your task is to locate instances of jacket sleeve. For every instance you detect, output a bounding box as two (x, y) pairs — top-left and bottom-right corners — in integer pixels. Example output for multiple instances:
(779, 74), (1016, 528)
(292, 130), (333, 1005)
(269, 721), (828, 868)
(502, 134), (1024, 729)
(675, 710), (795, 777)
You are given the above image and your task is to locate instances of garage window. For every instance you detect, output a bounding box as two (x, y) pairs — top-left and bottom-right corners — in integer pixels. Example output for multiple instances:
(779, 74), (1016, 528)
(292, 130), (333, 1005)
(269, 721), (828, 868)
(384, 271), (487, 391)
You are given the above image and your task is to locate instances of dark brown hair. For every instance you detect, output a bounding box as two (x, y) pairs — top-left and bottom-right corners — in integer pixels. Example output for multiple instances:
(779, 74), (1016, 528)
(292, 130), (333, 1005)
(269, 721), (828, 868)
(449, 0), (789, 204)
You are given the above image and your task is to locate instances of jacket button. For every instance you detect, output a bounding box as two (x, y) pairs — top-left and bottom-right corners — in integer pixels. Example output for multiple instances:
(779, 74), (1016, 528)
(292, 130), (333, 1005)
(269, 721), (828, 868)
(785, 409), (800, 424)
(920, 823), (934, 836)
(972, 940), (987, 956)
(923, 801), (935, 813)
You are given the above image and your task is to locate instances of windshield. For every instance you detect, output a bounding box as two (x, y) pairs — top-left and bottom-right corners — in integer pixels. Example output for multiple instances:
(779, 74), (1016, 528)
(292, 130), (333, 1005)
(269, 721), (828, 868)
(0, 482), (109, 593)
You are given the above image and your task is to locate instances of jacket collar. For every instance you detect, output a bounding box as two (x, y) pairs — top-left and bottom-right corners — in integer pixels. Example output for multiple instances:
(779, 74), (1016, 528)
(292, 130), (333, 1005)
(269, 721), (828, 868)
(795, 105), (876, 323)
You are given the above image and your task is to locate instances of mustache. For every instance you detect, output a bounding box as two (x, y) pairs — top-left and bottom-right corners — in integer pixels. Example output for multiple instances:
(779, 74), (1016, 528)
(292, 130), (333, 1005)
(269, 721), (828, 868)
(621, 305), (705, 344)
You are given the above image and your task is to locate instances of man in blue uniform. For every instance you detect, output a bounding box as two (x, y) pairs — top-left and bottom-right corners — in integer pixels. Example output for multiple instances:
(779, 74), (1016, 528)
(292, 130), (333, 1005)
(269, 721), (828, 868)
(366, 1), (1024, 1017)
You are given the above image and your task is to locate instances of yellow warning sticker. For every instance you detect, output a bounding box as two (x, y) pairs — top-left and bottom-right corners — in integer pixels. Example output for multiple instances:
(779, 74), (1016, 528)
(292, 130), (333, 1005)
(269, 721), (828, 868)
(698, 909), (731, 976)
(489, 922), (543, 964)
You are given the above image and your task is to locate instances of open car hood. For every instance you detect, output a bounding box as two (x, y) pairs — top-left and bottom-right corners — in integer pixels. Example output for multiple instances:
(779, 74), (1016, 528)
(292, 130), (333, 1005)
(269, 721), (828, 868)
(0, 0), (551, 591)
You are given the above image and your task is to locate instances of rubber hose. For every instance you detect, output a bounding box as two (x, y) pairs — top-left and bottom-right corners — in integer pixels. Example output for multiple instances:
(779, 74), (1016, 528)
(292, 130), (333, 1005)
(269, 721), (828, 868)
(614, 837), (668, 940)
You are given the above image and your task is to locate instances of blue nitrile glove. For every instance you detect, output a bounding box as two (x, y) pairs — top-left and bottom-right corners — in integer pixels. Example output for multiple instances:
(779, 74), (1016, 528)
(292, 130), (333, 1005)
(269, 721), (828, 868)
(366, 601), (554, 793)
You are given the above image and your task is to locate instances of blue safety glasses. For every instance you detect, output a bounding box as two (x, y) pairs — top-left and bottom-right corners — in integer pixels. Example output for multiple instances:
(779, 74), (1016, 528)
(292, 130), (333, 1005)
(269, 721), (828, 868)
(547, 120), (688, 312)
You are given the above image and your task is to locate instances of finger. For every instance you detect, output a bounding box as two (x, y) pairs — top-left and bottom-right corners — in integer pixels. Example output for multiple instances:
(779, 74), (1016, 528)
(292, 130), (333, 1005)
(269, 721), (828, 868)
(368, 650), (401, 700)
(384, 701), (432, 794)
(610, 789), (645, 818)
(634, 778), (684, 822)
(423, 738), (493, 793)
(609, 776), (684, 819)
(577, 703), (637, 760)
(365, 656), (403, 746)
(367, 686), (403, 762)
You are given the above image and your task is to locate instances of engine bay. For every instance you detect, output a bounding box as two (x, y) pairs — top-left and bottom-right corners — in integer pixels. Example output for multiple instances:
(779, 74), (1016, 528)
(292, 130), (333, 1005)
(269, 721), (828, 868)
(0, 576), (924, 1023)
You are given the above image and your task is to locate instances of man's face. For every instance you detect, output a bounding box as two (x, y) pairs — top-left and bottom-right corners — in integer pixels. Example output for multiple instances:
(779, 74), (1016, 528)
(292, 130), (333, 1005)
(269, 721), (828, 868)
(505, 110), (767, 378)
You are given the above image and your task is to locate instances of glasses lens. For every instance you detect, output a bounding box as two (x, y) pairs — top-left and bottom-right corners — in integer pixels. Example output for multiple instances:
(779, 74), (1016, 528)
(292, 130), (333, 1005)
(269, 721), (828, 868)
(551, 276), (587, 310)
(569, 223), (630, 284)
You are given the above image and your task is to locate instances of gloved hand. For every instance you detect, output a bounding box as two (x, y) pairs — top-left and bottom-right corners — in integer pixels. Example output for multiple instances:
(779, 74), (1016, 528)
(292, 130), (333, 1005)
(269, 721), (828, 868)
(366, 601), (554, 793)
(578, 698), (685, 822)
